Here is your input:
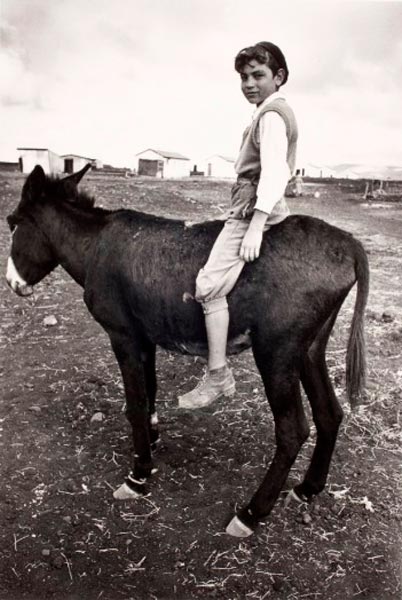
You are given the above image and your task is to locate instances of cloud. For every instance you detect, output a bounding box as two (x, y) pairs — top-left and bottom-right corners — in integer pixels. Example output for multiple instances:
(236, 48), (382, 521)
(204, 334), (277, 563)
(1, 0), (401, 166)
(0, 25), (42, 109)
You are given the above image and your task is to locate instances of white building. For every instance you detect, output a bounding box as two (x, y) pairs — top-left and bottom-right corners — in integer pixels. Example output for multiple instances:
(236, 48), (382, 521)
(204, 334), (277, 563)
(18, 148), (101, 175)
(61, 154), (103, 173)
(204, 155), (236, 178)
(17, 148), (64, 175)
(134, 149), (190, 178)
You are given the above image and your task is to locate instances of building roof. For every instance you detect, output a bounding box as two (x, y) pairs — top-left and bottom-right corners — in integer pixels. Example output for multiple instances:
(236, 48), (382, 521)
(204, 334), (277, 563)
(60, 154), (96, 161)
(136, 148), (190, 160)
(207, 154), (235, 163)
(17, 147), (49, 151)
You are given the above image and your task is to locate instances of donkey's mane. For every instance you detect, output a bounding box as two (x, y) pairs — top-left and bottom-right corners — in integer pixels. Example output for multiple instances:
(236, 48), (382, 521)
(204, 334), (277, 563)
(46, 175), (118, 218)
(46, 174), (186, 226)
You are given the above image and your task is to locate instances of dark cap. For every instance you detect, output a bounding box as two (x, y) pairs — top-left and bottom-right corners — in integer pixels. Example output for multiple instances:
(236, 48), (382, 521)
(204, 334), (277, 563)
(235, 41), (289, 85)
(256, 42), (288, 84)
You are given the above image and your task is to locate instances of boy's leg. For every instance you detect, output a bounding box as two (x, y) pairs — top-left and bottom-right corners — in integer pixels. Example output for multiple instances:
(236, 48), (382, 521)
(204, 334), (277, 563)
(178, 219), (249, 409)
(205, 305), (229, 371)
(178, 299), (235, 409)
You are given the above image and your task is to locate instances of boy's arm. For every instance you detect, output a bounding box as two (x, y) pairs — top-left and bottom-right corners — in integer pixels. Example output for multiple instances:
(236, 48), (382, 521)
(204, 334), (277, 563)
(240, 112), (289, 262)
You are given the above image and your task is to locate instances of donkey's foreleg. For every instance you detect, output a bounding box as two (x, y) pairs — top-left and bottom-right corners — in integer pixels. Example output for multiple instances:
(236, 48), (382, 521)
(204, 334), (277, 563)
(141, 342), (161, 450)
(109, 333), (155, 499)
(227, 363), (309, 537)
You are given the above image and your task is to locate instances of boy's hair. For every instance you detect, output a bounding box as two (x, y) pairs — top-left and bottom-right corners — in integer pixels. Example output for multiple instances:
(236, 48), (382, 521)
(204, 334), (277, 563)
(234, 41), (289, 85)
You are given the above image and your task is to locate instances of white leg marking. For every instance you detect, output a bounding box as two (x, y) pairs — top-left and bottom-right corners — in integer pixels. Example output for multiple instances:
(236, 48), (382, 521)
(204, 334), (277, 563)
(226, 516), (254, 538)
(113, 482), (142, 500)
(284, 488), (308, 508)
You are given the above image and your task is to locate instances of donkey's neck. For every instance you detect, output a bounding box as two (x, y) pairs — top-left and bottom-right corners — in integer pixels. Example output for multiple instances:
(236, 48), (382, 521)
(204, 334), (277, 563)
(44, 202), (109, 287)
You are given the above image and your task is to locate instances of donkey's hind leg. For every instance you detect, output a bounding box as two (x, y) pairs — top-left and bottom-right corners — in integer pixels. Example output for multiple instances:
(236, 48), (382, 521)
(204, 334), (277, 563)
(227, 343), (310, 537)
(293, 309), (344, 502)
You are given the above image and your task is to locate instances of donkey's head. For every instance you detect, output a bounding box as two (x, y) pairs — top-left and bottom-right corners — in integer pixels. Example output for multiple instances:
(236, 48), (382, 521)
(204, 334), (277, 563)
(6, 163), (91, 296)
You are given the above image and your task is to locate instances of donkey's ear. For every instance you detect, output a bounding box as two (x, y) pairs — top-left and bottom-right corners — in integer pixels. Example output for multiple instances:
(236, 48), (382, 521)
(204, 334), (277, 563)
(63, 163), (91, 187)
(22, 165), (47, 202)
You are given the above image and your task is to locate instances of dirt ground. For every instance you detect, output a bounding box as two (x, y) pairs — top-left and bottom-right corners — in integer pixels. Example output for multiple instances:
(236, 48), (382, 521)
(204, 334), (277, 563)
(0, 172), (401, 600)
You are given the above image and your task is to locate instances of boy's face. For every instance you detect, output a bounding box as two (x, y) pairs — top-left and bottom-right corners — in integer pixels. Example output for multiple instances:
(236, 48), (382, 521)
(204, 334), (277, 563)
(239, 59), (283, 106)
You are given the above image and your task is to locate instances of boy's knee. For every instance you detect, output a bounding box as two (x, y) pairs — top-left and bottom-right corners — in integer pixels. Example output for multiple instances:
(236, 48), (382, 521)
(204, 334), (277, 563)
(195, 271), (228, 314)
(201, 296), (228, 315)
(195, 270), (213, 302)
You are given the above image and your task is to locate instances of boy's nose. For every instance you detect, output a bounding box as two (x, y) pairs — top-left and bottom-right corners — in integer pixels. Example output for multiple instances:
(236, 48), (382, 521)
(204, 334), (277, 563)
(244, 78), (255, 89)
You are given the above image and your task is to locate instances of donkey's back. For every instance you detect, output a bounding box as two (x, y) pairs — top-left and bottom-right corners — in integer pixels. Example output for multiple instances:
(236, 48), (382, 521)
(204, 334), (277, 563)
(85, 212), (367, 365)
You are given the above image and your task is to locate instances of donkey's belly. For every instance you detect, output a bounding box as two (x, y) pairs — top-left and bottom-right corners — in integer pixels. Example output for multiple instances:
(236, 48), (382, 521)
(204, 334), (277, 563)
(157, 329), (252, 357)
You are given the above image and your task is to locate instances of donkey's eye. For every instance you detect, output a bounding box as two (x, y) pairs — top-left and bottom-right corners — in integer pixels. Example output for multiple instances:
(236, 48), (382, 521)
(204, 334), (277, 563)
(7, 214), (20, 232)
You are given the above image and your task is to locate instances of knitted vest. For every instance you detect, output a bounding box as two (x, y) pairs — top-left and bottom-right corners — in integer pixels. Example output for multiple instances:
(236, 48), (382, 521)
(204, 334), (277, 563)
(235, 98), (298, 178)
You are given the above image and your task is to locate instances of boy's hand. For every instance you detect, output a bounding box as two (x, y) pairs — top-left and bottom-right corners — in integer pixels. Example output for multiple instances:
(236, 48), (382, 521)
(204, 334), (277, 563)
(240, 226), (263, 262)
(240, 209), (269, 262)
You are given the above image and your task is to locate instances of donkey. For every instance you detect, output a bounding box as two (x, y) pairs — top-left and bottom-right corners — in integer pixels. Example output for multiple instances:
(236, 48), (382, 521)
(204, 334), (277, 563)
(6, 165), (369, 538)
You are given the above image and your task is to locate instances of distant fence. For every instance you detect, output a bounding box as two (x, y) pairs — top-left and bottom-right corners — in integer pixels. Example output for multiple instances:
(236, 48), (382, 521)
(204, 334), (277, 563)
(304, 176), (402, 196)
(92, 168), (132, 178)
(0, 161), (19, 173)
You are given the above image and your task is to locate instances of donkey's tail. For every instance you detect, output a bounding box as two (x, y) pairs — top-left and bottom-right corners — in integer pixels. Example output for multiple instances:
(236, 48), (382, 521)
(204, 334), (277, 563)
(346, 240), (369, 408)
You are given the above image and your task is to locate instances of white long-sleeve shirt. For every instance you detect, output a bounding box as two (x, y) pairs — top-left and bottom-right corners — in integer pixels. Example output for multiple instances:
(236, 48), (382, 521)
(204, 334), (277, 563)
(252, 92), (291, 214)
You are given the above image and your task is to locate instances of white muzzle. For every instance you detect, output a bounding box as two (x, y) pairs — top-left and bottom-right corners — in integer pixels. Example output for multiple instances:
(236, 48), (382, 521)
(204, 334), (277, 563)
(6, 257), (33, 297)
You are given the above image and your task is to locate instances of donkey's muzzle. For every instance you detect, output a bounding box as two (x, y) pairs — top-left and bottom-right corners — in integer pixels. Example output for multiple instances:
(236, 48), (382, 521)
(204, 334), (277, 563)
(7, 278), (34, 297)
(6, 257), (34, 297)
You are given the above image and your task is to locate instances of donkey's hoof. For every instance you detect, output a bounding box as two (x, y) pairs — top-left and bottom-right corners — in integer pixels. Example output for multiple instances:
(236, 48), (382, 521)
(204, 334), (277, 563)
(285, 488), (308, 508)
(113, 482), (143, 500)
(151, 437), (162, 452)
(226, 515), (254, 538)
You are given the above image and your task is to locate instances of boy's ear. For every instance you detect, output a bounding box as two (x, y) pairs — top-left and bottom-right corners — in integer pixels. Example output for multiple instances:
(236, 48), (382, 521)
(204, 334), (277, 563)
(275, 68), (286, 86)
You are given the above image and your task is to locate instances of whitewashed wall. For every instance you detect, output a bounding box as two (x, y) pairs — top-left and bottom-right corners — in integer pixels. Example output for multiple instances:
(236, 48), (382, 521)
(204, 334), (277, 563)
(134, 150), (190, 178)
(61, 155), (92, 173)
(204, 155), (235, 178)
(48, 151), (64, 174)
(164, 158), (190, 178)
(18, 149), (63, 174)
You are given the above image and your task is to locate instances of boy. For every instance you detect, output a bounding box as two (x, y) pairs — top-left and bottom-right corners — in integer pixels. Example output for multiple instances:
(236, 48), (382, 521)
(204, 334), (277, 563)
(179, 41), (298, 409)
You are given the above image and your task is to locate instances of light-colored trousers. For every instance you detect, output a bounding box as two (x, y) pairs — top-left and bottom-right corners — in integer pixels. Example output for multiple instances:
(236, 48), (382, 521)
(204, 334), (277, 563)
(195, 218), (271, 315)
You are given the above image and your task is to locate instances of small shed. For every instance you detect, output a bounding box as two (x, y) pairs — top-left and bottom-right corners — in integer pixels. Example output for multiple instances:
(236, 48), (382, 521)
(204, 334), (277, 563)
(61, 154), (103, 173)
(134, 149), (190, 178)
(204, 155), (236, 178)
(17, 148), (64, 175)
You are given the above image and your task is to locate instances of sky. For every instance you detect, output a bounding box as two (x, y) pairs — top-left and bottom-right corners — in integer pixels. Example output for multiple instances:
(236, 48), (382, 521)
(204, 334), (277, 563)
(1, 0), (401, 169)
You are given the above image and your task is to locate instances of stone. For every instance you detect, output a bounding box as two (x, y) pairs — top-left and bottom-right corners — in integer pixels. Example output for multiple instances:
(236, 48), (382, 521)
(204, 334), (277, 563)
(302, 512), (312, 525)
(90, 412), (105, 423)
(43, 315), (58, 327)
